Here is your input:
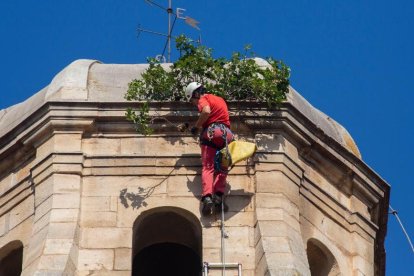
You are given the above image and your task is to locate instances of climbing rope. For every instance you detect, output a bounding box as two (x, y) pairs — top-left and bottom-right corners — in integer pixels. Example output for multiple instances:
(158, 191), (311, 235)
(221, 198), (228, 276)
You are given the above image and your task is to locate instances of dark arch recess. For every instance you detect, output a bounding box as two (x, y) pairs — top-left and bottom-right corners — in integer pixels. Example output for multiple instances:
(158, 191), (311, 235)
(0, 240), (23, 276)
(307, 238), (340, 276)
(132, 207), (202, 276)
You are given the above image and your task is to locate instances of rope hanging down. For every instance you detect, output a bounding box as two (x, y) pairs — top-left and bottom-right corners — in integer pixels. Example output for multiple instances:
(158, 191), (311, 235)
(220, 199), (228, 276)
(389, 205), (414, 254)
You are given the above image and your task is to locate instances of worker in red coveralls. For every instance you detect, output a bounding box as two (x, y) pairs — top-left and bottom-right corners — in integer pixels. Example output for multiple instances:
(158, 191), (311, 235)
(185, 82), (234, 215)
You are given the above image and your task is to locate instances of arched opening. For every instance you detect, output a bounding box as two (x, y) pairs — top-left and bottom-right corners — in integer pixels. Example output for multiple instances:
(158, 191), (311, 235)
(0, 240), (23, 276)
(307, 239), (340, 276)
(132, 207), (202, 276)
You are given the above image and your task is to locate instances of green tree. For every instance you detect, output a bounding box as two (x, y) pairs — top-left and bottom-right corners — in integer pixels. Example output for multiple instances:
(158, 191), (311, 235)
(125, 35), (290, 135)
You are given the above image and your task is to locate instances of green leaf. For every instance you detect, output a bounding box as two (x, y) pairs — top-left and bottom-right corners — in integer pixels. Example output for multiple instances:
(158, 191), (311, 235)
(124, 34), (290, 135)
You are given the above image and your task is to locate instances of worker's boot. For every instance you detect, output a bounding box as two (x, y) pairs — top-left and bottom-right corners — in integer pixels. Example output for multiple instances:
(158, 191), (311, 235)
(213, 193), (228, 213)
(201, 196), (214, 216)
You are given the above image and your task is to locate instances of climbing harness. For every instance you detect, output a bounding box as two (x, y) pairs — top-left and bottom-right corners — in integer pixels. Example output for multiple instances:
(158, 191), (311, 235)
(201, 123), (233, 149)
(214, 124), (232, 174)
(200, 123), (234, 173)
(201, 123), (257, 173)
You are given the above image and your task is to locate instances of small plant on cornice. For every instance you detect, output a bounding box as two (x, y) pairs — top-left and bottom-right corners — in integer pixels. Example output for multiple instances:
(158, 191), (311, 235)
(125, 34), (290, 135)
(125, 102), (153, 135)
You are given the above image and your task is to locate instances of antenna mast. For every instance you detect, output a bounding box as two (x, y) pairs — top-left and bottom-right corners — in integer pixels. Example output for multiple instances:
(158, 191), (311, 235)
(167, 0), (172, 62)
(138, 0), (201, 63)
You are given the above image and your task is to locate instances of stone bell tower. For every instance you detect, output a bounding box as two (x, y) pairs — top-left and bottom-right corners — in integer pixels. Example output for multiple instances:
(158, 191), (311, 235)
(0, 59), (389, 275)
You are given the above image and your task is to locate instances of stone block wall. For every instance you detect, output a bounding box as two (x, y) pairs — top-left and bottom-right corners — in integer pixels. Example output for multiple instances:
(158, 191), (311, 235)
(0, 101), (389, 276)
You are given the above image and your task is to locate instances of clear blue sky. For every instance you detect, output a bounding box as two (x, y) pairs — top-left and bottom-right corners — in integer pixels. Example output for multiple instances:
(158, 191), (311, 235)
(1, 1), (413, 274)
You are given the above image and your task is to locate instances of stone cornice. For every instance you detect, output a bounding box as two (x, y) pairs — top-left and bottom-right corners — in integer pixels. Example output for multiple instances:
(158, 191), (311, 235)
(0, 101), (389, 197)
(0, 99), (389, 275)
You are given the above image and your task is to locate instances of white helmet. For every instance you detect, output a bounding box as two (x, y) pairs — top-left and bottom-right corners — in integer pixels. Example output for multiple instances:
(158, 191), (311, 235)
(184, 82), (202, 101)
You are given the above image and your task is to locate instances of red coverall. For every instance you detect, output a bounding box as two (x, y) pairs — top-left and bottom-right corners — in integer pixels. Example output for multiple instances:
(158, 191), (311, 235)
(197, 94), (234, 197)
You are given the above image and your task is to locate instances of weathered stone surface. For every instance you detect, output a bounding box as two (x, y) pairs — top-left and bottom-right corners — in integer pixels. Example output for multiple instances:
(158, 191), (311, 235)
(203, 226), (250, 250)
(203, 247), (255, 270)
(264, 253), (309, 274)
(226, 195), (254, 212)
(353, 255), (374, 276)
(47, 223), (77, 239)
(77, 270), (131, 276)
(82, 176), (168, 197)
(35, 133), (82, 162)
(0, 164), (32, 196)
(9, 196), (34, 230)
(0, 61), (389, 275)
(255, 171), (300, 203)
(0, 214), (8, 237)
(256, 206), (284, 221)
(256, 252), (269, 276)
(227, 174), (255, 194)
(114, 248), (132, 270)
(221, 211), (255, 227)
(351, 232), (374, 264)
(81, 211), (117, 227)
(167, 175), (202, 196)
(51, 193), (80, 209)
(83, 138), (121, 156)
(261, 237), (291, 254)
(54, 133), (83, 152)
(81, 196), (112, 211)
(52, 174), (81, 194)
(116, 196), (201, 227)
(351, 195), (370, 219)
(50, 209), (79, 223)
(77, 249), (114, 271)
(303, 165), (352, 207)
(80, 227), (132, 248)
(256, 193), (298, 213)
(255, 134), (285, 153)
(38, 255), (68, 270)
(24, 226), (49, 265)
(0, 174), (14, 196)
(44, 239), (73, 255)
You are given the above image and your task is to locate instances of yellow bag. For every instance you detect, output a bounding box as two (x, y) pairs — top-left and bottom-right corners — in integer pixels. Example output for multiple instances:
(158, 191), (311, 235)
(220, 141), (257, 168)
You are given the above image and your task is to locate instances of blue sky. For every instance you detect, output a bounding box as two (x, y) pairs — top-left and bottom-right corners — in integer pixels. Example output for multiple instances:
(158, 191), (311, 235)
(1, 0), (413, 274)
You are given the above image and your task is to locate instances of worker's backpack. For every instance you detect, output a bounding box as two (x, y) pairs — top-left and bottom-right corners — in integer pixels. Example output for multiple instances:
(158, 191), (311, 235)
(215, 140), (257, 172)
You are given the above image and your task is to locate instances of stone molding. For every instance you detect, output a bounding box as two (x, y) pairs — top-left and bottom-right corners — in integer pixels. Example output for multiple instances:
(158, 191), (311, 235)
(0, 96), (389, 275)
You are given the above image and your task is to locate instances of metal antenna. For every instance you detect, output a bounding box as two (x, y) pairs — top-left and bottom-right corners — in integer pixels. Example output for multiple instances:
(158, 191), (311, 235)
(167, 0), (172, 63)
(162, 15), (177, 60)
(137, 0), (201, 63)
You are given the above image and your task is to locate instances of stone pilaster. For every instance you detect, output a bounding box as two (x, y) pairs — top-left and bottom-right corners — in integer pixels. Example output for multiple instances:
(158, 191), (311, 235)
(22, 132), (83, 275)
(254, 135), (310, 276)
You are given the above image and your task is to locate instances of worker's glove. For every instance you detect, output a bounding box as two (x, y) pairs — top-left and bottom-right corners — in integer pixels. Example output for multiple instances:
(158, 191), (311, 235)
(190, 126), (199, 136)
(177, 123), (189, 132)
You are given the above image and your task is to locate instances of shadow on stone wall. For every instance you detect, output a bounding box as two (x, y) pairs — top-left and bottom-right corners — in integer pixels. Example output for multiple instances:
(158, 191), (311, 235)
(119, 154), (253, 224)
(186, 176), (254, 227)
(119, 168), (175, 210)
